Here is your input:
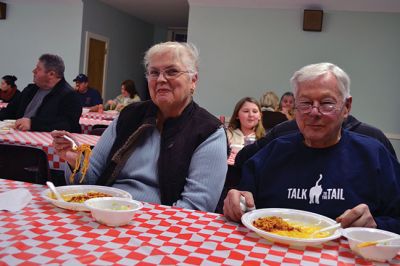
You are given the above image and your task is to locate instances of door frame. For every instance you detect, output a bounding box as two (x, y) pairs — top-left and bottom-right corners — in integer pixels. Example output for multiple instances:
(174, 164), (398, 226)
(83, 31), (110, 99)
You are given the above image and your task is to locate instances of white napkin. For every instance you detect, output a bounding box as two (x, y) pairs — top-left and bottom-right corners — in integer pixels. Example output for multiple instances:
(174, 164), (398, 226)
(0, 188), (32, 212)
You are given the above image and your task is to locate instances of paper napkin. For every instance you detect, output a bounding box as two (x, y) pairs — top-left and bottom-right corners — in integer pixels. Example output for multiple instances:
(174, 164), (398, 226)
(0, 188), (32, 212)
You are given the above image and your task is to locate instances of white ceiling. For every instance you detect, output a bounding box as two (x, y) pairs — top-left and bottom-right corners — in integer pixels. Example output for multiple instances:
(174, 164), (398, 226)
(99, 0), (400, 28)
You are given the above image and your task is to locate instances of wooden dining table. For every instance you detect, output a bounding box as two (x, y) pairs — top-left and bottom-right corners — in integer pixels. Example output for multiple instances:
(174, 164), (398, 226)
(0, 131), (99, 170)
(1, 179), (398, 265)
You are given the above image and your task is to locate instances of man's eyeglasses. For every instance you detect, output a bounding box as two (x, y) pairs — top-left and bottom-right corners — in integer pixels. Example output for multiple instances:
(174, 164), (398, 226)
(146, 68), (191, 80)
(295, 102), (343, 115)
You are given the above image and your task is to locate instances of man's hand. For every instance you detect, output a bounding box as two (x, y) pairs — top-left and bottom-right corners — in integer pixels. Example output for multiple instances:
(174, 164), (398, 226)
(223, 189), (255, 222)
(15, 118), (31, 131)
(336, 203), (377, 228)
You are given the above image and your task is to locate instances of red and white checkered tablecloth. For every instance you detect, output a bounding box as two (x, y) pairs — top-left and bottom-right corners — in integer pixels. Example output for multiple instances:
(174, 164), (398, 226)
(1, 180), (399, 265)
(79, 118), (111, 134)
(0, 131), (99, 170)
(0, 102), (8, 109)
(81, 111), (118, 121)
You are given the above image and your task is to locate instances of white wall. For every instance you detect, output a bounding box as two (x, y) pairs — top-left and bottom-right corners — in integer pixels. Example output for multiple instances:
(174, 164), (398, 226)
(188, 6), (400, 156)
(0, 0), (83, 90)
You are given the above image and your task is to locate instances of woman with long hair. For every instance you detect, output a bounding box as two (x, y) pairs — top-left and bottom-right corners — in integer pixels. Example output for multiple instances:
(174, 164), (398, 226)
(227, 97), (265, 147)
(0, 75), (20, 102)
(278, 91), (295, 120)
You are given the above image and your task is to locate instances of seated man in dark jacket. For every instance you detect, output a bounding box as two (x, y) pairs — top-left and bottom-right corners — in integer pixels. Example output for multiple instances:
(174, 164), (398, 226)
(0, 54), (82, 132)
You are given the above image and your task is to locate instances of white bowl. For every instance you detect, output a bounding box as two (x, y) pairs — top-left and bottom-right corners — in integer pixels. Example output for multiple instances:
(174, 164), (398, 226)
(342, 227), (400, 262)
(85, 197), (143, 227)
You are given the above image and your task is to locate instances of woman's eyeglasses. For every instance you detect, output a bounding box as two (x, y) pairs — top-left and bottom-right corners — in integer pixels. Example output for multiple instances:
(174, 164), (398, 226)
(146, 68), (191, 80)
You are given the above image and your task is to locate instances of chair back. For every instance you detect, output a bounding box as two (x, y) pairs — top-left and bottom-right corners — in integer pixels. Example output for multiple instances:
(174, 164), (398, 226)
(90, 124), (108, 136)
(0, 144), (50, 184)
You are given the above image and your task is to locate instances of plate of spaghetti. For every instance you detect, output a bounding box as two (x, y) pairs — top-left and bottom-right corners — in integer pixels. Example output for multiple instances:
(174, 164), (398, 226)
(241, 208), (342, 246)
(41, 185), (132, 211)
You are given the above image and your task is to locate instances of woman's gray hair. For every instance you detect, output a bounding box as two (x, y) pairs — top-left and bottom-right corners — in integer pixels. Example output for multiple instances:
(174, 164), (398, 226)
(290, 62), (351, 100)
(143, 42), (199, 76)
(39, 54), (65, 78)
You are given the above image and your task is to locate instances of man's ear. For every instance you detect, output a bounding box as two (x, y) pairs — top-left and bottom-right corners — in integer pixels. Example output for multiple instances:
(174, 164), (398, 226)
(343, 96), (352, 118)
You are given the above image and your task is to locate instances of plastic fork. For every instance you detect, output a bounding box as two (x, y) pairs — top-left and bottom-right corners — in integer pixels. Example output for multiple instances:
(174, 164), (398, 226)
(310, 223), (342, 238)
(46, 181), (64, 201)
(63, 135), (78, 151)
(240, 195), (256, 213)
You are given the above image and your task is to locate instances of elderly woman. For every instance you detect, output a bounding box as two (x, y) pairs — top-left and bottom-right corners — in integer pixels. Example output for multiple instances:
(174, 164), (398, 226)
(0, 75), (20, 102)
(51, 42), (228, 212)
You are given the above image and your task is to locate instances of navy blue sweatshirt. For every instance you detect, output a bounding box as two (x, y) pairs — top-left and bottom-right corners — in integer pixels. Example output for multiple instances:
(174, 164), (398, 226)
(240, 130), (400, 233)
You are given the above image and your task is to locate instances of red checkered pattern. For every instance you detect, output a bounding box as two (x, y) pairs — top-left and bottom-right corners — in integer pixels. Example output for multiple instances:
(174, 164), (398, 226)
(0, 131), (99, 170)
(1, 180), (399, 265)
(79, 118), (111, 134)
(0, 102), (8, 109)
(81, 112), (117, 121)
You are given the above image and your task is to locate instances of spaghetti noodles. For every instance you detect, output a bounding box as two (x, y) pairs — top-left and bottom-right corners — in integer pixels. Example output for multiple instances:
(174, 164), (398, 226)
(69, 144), (92, 184)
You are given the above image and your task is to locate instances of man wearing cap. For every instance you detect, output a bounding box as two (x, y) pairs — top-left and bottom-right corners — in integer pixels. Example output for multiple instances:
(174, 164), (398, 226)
(73, 74), (103, 108)
(0, 54), (82, 133)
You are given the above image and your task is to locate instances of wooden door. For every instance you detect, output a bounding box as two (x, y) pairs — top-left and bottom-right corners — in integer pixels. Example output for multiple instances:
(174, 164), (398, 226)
(87, 38), (106, 96)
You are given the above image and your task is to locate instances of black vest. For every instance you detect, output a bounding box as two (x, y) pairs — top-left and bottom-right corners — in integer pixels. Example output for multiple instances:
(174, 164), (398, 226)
(96, 100), (224, 205)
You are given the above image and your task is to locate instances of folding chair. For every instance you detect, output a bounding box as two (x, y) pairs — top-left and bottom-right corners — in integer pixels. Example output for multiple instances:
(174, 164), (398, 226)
(0, 144), (50, 184)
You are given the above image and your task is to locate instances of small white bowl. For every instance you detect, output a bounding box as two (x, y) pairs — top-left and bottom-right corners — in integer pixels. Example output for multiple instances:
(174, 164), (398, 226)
(84, 197), (143, 227)
(342, 227), (400, 262)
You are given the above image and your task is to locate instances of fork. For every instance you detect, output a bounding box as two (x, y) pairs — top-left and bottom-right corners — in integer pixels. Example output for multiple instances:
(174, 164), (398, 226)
(63, 135), (78, 151)
(310, 223), (341, 238)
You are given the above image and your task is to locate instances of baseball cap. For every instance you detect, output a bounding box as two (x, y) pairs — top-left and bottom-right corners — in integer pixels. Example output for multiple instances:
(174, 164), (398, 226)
(73, 74), (88, 82)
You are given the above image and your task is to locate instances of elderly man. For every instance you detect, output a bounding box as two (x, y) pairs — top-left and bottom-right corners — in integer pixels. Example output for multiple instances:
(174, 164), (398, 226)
(224, 63), (400, 233)
(0, 54), (82, 132)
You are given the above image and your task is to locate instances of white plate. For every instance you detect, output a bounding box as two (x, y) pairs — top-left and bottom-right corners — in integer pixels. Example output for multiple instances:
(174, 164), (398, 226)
(241, 208), (342, 246)
(41, 185), (132, 211)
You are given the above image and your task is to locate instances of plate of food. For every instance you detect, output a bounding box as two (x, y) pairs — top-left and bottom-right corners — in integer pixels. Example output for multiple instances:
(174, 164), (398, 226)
(241, 208), (342, 246)
(41, 185), (132, 211)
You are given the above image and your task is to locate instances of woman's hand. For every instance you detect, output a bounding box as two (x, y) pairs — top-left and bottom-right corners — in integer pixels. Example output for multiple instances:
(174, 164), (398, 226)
(50, 130), (79, 168)
(116, 104), (124, 112)
(223, 189), (255, 222)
